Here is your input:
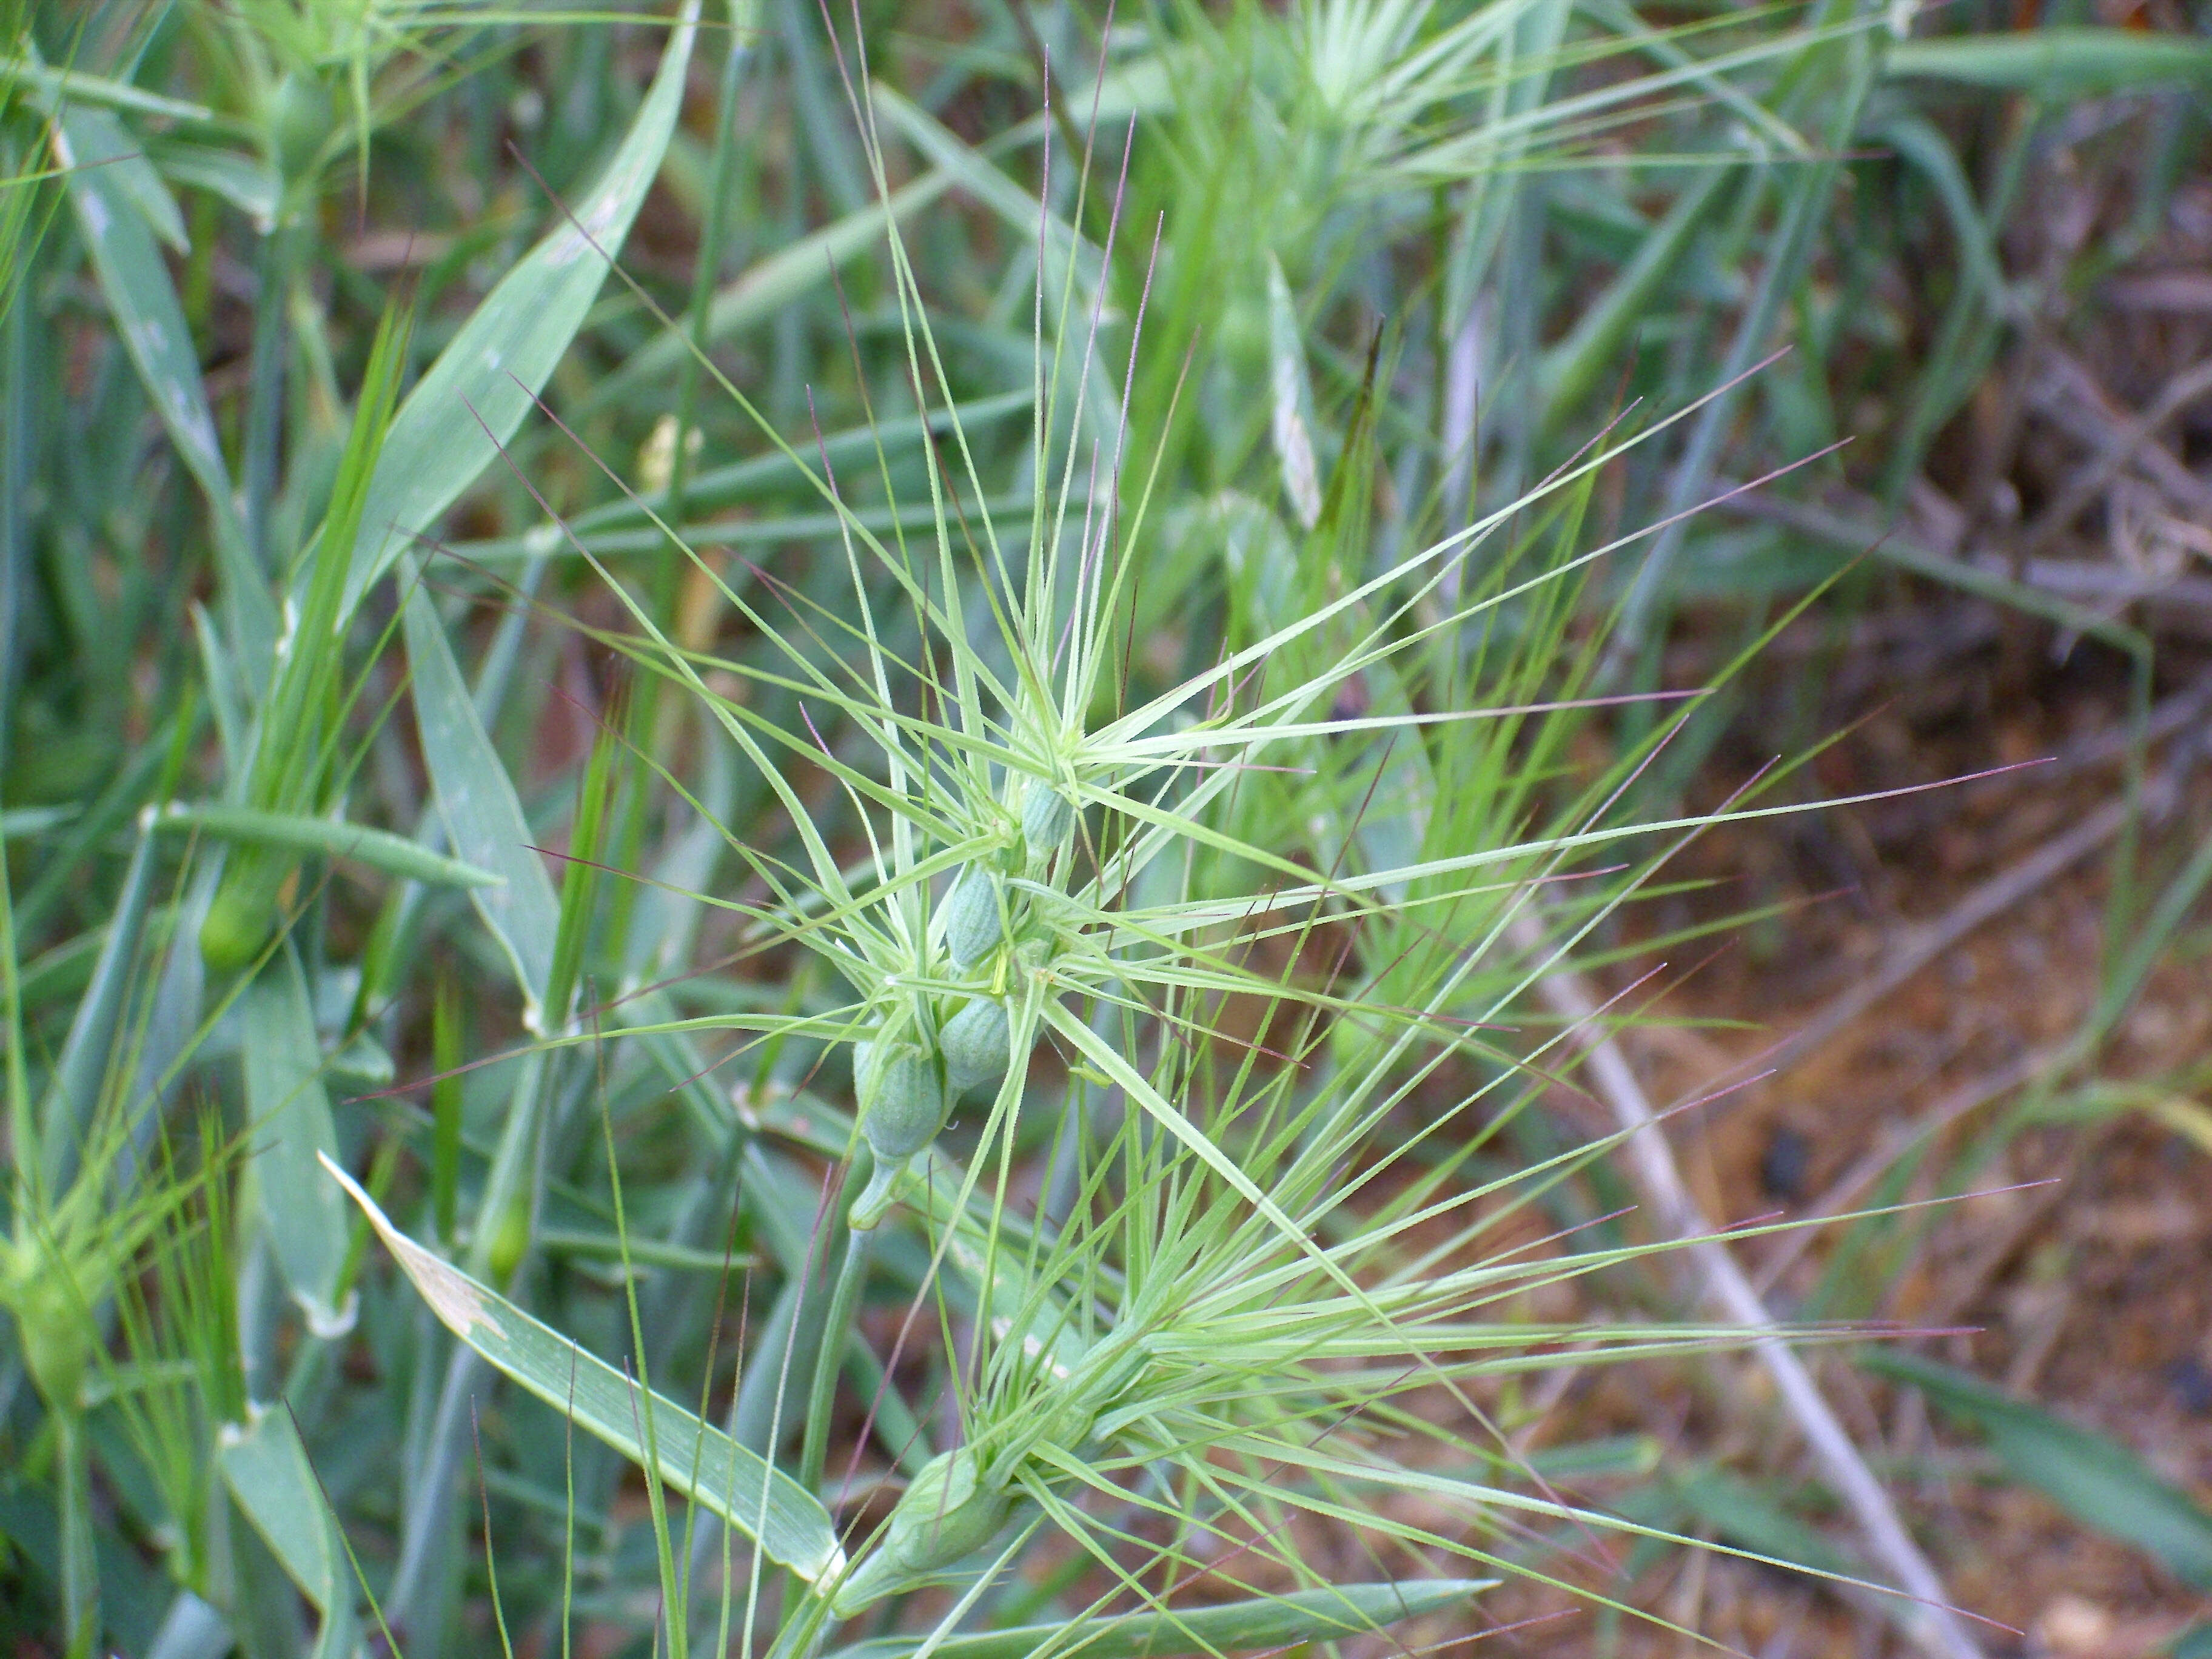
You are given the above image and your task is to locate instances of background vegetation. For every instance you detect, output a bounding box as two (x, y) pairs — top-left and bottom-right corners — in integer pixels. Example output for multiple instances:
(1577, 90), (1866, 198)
(4, 0), (2211, 1655)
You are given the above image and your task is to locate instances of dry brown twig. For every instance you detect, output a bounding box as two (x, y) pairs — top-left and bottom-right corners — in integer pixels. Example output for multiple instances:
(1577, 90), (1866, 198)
(1512, 683), (2212, 1654)
(1513, 919), (1990, 1659)
(2017, 352), (2212, 563)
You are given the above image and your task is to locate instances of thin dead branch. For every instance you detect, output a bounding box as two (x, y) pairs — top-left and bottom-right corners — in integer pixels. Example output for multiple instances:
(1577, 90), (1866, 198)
(1518, 920), (1989, 1659)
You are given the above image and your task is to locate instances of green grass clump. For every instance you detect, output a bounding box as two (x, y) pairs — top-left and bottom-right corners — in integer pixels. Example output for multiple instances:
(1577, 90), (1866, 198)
(4, 0), (2207, 1655)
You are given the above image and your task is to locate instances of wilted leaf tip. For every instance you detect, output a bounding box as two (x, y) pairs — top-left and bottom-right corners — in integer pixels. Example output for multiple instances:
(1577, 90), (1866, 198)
(318, 1150), (500, 1341)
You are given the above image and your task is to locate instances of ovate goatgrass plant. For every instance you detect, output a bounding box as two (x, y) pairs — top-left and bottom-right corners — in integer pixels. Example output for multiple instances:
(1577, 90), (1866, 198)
(343, 63), (1931, 1659)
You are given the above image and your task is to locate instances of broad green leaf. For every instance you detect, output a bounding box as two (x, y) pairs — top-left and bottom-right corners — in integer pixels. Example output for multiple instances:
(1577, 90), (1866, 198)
(824, 1581), (1494, 1659)
(220, 1406), (363, 1659)
(1866, 1351), (2212, 1587)
(401, 578), (561, 1031)
(54, 106), (184, 251)
(152, 803), (503, 889)
(341, 0), (700, 614)
(56, 106), (273, 678)
(243, 945), (354, 1335)
(1886, 28), (2212, 97)
(320, 1152), (848, 1586)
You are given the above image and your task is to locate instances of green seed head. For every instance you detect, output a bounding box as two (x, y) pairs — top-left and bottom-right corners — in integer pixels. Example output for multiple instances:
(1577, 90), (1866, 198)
(1020, 783), (1074, 856)
(199, 860), (289, 973)
(5, 1242), (93, 1412)
(858, 1041), (948, 1161)
(938, 864), (1004, 970)
(485, 1201), (532, 1289)
(266, 70), (332, 186)
(1013, 931), (1056, 980)
(940, 995), (1012, 1095)
(832, 1446), (1011, 1614)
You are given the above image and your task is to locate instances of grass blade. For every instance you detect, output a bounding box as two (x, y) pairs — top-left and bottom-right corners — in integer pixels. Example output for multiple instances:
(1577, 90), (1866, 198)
(1885, 28), (2212, 98)
(592, 166), (959, 407)
(242, 944), (354, 1334)
(401, 578), (561, 1031)
(34, 823), (155, 1194)
(220, 1406), (364, 1659)
(153, 809), (504, 898)
(342, 0), (701, 614)
(56, 104), (184, 252)
(1537, 166), (1729, 430)
(55, 104), (273, 680)
(321, 1151), (849, 1586)
(1866, 1350), (2212, 1587)
(823, 1581), (1496, 1659)
(153, 803), (503, 890)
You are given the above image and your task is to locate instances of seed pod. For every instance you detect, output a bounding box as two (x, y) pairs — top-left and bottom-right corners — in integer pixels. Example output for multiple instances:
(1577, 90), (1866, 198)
(6, 1241), (93, 1413)
(1021, 783), (1073, 856)
(1013, 928), (1056, 979)
(940, 995), (1011, 1095)
(266, 70), (332, 186)
(199, 857), (290, 973)
(857, 1041), (947, 1161)
(485, 1199), (532, 1289)
(831, 1446), (1011, 1614)
(938, 864), (1003, 970)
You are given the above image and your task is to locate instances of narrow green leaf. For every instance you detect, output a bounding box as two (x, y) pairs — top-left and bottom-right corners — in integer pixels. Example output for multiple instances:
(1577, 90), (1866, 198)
(152, 803), (503, 889)
(0, 806), (78, 836)
(543, 697), (622, 1030)
(320, 1151), (848, 1586)
(341, 0), (700, 614)
(1872, 115), (2007, 312)
(1886, 28), (2212, 97)
(35, 825), (155, 1193)
(1669, 1467), (1855, 1579)
(149, 139), (278, 229)
(1865, 1351), (2212, 1587)
(54, 106), (184, 251)
(192, 600), (249, 774)
(1538, 167), (1728, 429)
(401, 578), (561, 1031)
(868, 88), (1094, 291)
(824, 1581), (1494, 1659)
(5, 58), (214, 123)
(475, 389), (1033, 553)
(243, 945), (354, 1335)
(431, 973), (463, 1246)
(56, 106), (274, 678)
(862, 87), (1118, 442)
(220, 1406), (363, 1659)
